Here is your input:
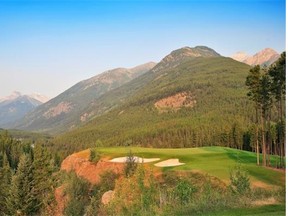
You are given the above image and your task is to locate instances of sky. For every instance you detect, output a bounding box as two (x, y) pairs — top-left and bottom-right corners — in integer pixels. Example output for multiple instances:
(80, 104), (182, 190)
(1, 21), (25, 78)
(0, 0), (285, 99)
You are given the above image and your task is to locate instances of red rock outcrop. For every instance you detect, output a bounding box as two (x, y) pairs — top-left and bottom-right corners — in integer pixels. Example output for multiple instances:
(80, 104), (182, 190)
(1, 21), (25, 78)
(61, 153), (124, 185)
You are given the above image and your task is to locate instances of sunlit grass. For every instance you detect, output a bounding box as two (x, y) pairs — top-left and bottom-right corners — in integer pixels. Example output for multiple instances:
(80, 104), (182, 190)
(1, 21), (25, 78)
(95, 146), (285, 187)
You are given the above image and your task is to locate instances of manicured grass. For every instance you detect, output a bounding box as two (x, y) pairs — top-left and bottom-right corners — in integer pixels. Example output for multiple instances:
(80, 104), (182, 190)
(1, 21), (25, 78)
(197, 204), (285, 216)
(96, 146), (285, 187)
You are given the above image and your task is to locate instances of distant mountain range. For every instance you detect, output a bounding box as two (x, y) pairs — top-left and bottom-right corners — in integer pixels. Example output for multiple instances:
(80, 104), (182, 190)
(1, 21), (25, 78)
(231, 48), (280, 66)
(0, 91), (50, 103)
(5, 46), (282, 136)
(0, 92), (49, 127)
(11, 62), (156, 133)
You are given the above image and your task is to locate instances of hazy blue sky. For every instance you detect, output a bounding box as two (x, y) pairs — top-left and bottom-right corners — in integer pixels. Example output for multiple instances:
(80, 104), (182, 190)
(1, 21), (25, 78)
(0, 0), (285, 98)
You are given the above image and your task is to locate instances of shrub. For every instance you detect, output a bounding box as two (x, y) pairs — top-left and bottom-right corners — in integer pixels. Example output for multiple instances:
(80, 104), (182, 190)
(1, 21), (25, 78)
(124, 150), (137, 177)
(106, 166), (159, 216)
(85, 196), (100, 216)
(64, 173), (91, 216)
(173, 179), (196, 204)
(89, 148), (101, 163)
(99, 170), (119, 192)
(229, 163), (250, 195)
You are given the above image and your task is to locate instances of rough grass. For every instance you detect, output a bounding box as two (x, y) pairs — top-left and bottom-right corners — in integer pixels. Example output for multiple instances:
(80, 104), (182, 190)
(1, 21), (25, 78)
(96, 146), (285, 187)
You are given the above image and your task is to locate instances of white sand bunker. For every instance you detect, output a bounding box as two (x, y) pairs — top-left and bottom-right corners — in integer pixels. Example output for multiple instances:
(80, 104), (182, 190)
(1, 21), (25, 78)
(109, 156), (160, 163)
(154, 159), (185, 167)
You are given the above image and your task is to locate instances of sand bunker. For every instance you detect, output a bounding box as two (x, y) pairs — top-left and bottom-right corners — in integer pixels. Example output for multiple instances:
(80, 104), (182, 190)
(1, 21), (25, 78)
(154, 159), (185, 167)
(109, 156), (160, 163)
(109, 157), (185, 167)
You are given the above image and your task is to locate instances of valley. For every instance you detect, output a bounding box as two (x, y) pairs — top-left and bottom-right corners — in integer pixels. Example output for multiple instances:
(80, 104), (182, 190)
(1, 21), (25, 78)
(0, 46), (285, 216)
(0, 0), (285, 215)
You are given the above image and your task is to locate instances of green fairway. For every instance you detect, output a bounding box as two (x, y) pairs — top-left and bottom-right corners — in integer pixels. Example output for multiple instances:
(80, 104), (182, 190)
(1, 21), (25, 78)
(96, 146), (285, 187)
(197, 204), (285, 216)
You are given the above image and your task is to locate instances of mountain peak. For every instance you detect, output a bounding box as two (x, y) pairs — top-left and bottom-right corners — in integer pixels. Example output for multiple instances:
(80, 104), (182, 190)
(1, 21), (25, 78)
(260, 47), (278, 53)
(152, 45), (220, 73)
(231, 51), (249, 62)
(0, 91), (22, 102)
(0, 92), (45, 127)
(0, 92), (50, 104)
(28, 93), (50, 103)
(169, 46), (220, 58)
(231, 48), (280, 66)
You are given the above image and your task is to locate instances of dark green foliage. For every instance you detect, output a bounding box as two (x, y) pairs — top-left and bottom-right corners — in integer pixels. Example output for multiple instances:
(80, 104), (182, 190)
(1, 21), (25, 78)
(99, 170), (119, 192)
(33, 144), (55, 212)
(89, 148), (101, 163)
(85, 196), (100, 216)
(229, 163), (250, 195)
(259, 73), (272, 118)
(64, 198), (87, 216)
(0, 131), (57, 215)
(246, 65), (261, 105)
(124, 150), (138, 177)
(245, 57), (286, 167)
(269, 52), (286, 101)
(7, 154), (38, 216)
(173, 179), (197, 204)
(268, 52), (286, 168)
(0, 153), (11, 214)
(64, 173), (91, 216)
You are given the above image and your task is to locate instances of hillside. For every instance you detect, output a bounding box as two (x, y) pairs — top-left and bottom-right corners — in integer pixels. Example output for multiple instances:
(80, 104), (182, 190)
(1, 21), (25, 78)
(0, 92), (44, 127)
(66, 146), (285, 187)
(55, 47), (253, 154)
(13, 62), (156, 133)
(56, 146), (285, 216)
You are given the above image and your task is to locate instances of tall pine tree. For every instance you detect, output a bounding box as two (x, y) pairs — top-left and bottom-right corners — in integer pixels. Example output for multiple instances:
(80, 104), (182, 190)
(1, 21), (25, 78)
(246, 65), (261, 165)
(33, 144), (55, 213)
(269, 52), (286, 167)
(0, 152), (11, 215)
(7, 154), (37, 216)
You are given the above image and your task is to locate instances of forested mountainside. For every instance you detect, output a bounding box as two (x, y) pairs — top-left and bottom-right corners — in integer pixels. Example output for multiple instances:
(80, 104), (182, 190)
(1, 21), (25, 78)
(14, 62), (156, 133)
(54, 47), (255, 154)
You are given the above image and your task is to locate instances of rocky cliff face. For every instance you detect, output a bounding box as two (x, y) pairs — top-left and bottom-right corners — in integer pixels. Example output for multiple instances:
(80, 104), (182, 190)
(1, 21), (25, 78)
(60, 149), (124, 184)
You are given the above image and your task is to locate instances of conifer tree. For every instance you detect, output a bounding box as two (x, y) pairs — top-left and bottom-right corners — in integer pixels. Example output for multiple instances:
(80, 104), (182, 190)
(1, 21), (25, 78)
(268, 52), (286, 167)
(0, 153), (11, 214)
(7, 154), (37, 216)
(33, 144), (55, 212)
(259, 73), (272, 166)
(246, 65), (261, 165)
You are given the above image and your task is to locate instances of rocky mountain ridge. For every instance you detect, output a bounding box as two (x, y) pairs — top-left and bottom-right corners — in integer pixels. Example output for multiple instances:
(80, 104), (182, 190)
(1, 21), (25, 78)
(231, 48), (280, 66)
(152, 46), (221, 73)
(13, 62), (156, 133)
(0, 93), (44, 128)
(0, 91), (50, 103)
